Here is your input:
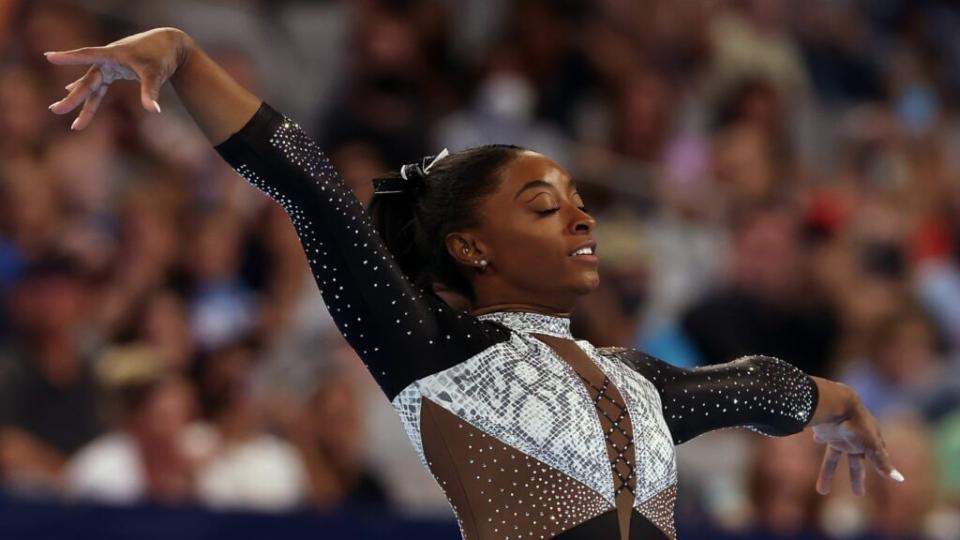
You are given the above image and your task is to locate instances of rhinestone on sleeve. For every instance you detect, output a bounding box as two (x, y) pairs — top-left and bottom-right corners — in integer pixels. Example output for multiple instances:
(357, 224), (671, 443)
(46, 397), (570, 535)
(608, 349), (820, 445)
(214, 103), (509, 399)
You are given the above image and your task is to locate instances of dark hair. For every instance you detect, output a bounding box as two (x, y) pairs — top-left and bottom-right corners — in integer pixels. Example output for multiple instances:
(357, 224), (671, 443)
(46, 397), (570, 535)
(369, 144), (525, 302)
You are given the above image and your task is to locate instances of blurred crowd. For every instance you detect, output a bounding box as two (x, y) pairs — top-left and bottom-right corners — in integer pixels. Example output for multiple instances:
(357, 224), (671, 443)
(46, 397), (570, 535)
(1, 0), (960, 538)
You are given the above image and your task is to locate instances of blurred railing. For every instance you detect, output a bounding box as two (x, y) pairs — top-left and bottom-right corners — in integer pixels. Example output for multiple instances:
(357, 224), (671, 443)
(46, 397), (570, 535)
(0, 492), (460, 540)
(0, 491), (836, 540)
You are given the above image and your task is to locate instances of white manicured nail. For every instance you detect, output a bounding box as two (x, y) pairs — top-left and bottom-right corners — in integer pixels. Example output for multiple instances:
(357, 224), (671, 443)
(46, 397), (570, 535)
(152, 100), (161, 113)
(890, 469), (904, 482)
(70, 118), (80, 130)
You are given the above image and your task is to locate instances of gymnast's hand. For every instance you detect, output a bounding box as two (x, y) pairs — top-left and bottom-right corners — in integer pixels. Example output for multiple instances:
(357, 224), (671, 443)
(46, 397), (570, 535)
(44, 28), (189, 130)
(808, 377), (903, 496)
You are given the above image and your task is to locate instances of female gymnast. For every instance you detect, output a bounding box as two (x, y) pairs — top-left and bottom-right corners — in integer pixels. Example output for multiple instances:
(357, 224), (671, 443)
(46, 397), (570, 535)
(46, 28), (901, 540)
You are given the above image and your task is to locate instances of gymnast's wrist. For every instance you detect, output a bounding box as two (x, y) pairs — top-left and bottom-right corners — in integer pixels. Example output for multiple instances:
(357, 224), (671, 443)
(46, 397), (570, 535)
(836, 383), (863, 423)
(171, 28), (196, 72)
(809, 377), (860, 426)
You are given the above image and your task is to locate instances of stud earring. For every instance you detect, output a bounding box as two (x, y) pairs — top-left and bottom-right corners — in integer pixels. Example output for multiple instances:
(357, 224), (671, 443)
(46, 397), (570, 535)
(476, 259), (488, 271)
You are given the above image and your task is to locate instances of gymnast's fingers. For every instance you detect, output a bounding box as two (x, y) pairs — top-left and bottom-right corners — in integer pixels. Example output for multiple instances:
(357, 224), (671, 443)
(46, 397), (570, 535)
(849, 453), (865, 496)
(49, 67), (102, 115)
(867, 442), (903, 483)
(43, 46), (112, 66)
(134, 66), (163, 113)
(71, 84), (109, 131)
(816, 446), (843, 495)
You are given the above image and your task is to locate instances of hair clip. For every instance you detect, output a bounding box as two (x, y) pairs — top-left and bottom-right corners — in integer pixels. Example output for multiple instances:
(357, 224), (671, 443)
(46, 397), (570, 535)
(374, 148), (451, 195)
(372, 177), (406, 194)
(422, 148), (449, 173)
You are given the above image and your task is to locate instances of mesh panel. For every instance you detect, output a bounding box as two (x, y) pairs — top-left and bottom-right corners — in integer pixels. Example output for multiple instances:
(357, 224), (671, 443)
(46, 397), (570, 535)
(420, 398), (610, 539)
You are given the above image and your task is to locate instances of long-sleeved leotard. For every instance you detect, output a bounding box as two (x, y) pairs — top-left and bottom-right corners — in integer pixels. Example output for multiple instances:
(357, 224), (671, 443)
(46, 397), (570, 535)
(215, 103), (819, 540)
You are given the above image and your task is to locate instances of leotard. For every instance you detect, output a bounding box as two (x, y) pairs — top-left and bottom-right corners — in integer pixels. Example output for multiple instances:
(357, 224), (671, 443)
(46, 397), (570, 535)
(215, 103), (819, 540)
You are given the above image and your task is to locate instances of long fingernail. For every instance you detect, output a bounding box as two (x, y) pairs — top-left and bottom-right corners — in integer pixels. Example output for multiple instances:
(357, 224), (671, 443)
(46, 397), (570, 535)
(43, 51), (53, 57)
(70, 118), (80, 131)
(152, 100), (161, 114)
(48, 103), (57, 110)
(890, 469), (905, 482)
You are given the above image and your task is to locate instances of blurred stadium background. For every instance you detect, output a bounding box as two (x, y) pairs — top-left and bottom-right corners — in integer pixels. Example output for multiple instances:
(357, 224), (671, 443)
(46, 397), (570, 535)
(1, 0), (959, 538)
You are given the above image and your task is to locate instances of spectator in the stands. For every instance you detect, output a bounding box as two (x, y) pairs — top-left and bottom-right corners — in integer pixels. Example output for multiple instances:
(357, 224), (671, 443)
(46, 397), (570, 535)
(0, 256), (102, 492)
(66, 344), (198, 503)
(682, 205), (839, 375)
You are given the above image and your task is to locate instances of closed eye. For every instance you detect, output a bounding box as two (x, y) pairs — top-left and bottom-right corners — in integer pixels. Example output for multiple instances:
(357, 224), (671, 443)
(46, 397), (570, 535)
(535, 205), (588, 216)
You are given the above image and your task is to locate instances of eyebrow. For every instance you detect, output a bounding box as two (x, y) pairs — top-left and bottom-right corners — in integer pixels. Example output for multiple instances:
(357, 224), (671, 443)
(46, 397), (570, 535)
(514, 179), (576, 200)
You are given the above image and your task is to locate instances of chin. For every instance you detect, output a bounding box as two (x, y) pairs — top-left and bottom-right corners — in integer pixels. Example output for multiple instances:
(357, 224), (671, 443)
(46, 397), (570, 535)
(574, 271), (600, 294)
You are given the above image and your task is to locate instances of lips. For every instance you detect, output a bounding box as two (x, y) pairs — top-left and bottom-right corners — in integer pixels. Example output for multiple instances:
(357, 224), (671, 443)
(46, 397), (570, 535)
(569, 241), (598, 257)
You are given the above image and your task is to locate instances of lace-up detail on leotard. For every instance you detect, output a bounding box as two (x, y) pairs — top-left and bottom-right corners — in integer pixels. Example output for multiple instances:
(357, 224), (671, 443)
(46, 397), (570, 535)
(578, 374), (635, 496)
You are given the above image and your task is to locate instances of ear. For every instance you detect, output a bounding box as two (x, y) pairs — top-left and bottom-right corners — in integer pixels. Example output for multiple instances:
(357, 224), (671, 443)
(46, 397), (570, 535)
(445, 231), (490, 269)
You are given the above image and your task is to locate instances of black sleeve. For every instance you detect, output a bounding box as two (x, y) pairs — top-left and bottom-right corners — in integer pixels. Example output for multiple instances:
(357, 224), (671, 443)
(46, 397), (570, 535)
(214, 103), (509, 399)
(613, 349), (819, 444)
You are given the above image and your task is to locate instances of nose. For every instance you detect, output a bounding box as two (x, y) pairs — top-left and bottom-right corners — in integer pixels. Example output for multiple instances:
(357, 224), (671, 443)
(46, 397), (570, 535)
(570, 207), (595, 235)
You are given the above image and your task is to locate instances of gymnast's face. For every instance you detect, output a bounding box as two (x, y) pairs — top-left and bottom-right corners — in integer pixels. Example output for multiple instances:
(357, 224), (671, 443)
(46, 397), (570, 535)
(448, 151), (599, 311)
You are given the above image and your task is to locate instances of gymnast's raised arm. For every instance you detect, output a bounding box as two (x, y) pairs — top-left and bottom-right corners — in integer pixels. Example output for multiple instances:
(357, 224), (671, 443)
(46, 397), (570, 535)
(45, 28), (507, 399)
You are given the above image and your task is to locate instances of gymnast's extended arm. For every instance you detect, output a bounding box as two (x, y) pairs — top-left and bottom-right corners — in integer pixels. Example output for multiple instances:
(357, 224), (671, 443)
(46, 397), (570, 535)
(617, 349), (903, 495)
(45, 28), (507, 399)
